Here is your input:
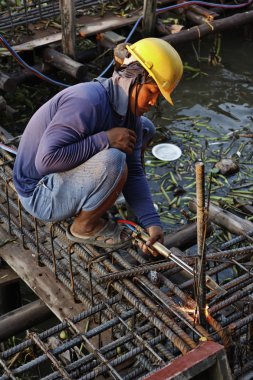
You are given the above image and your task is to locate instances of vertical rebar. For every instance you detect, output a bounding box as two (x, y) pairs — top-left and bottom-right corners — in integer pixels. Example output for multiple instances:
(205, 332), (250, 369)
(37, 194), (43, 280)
(195, 161), (206, 326)
(49, 223), (57, 274)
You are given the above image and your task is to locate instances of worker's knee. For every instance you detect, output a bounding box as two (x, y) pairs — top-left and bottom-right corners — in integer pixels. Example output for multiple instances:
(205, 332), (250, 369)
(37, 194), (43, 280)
(104, 147), (126, 165)
(90, 148), (126, 186)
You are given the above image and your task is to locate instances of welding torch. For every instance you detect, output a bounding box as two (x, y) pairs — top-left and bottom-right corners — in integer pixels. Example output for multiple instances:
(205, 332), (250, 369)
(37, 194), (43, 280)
(118, 219), (224, 294)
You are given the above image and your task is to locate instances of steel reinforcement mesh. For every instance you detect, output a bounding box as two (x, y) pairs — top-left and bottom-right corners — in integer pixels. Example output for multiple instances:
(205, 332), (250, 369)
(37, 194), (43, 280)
(0, 0), (112, 31)
(0, 136), (253, 379)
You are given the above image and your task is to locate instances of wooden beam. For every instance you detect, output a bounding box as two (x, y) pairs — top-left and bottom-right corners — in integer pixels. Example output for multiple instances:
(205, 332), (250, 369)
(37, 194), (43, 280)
(0, 228), (86, 326)
(143, 0), (157, 36)
(41, 47), (88, 81)
(163, 10), (253, 46)
(0, 14), (140, 56)
(59, 0), (76, 58)
(189, 199), (253, 236)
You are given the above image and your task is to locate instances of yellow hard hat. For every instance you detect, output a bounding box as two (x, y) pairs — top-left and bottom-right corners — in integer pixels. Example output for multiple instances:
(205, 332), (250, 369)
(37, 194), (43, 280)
(126, 38), (183, 105)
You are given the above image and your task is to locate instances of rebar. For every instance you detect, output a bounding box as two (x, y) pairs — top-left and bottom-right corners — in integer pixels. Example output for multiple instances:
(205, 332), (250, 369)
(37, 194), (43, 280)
(97, 260), (175, 283)
(228, 313), (253, 332)
(30, 332), (72, 380)
(0, 0), (111, 30)
(195, 161), (207, 325)
(209, 282), (253, 315)
(1, 138), (253, 379)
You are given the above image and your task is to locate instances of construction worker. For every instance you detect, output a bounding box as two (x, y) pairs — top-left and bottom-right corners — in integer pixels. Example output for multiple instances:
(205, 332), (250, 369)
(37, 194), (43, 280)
(13, 38), (183, 252)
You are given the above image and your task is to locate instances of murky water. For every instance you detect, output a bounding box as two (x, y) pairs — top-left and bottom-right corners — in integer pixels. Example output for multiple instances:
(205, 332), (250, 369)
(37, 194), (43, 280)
(155, 33), (253, 132)
(143, 32), (253, 233)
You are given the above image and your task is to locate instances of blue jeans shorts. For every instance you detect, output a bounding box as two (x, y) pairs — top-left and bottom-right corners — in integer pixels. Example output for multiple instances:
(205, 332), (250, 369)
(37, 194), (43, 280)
(19, 116), (155, 222)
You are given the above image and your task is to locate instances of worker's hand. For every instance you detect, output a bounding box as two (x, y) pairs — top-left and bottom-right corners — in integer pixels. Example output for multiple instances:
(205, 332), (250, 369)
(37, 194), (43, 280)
(140, 226), (164, 256)
(106, 128), (137, 155)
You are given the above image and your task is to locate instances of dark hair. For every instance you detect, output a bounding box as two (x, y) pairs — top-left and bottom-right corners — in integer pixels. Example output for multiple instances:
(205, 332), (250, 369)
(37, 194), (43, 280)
(113, 42), (131, 70)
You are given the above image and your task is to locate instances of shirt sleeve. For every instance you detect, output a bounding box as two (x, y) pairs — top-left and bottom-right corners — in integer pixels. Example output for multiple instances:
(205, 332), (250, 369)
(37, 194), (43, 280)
(35, 95), (110, 176)
(122, 121), (161, 229)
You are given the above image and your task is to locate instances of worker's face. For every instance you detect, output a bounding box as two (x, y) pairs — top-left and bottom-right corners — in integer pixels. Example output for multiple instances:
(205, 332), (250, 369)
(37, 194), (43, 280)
(130, 83), (161, 116)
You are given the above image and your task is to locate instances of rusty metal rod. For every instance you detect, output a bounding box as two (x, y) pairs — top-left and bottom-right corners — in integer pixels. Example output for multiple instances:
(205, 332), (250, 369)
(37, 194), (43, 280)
(228, 313), (253, 332)
(209, 282), (253, 314)
(66, 317), (123, 380)
(206, 314), (232, 348)
(208, 273), (252, 303)
(107, 249), (197, 351)
(195, 161), (207, 326)
(97, 260), (175, 283)
(75, 247), (192, 354)
(29, 332), (72, 380)
(137, 277), (209, 339)
(0, 358), (16, 380)
(41, 323), (166, 380)
(179, 254), (250, 291)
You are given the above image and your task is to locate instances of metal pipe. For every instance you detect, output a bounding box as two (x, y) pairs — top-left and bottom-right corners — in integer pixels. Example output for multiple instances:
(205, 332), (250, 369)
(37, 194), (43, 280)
(133, 227), (222, 293)
(0, 299), (52, 341)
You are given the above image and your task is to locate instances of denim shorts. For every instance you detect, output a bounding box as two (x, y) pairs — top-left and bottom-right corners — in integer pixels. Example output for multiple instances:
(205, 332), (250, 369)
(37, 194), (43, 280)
(19, 148), (126, 222)
(19, 116), (155, 222)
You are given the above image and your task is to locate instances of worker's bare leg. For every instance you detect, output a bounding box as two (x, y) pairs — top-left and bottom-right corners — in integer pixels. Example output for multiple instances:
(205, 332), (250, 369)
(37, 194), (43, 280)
(70, 165), (128, 236)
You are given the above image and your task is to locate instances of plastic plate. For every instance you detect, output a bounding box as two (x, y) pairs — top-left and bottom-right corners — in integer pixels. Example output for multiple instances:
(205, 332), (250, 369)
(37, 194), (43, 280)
(152, 143), (182, 161)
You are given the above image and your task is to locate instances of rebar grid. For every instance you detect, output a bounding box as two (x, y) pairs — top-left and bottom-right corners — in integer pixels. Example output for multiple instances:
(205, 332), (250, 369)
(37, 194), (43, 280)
(0, 141), (253, 379)
(0, 0), (112, 31)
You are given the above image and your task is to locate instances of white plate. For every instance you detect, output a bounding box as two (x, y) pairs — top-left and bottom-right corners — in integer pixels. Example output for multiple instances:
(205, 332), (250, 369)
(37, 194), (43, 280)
(152, 143), (182, 161)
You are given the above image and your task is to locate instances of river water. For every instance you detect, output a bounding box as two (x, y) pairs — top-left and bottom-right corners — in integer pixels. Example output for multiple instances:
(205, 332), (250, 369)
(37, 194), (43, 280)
(144, 31), (253, 233)
(168, 32), (253, 132)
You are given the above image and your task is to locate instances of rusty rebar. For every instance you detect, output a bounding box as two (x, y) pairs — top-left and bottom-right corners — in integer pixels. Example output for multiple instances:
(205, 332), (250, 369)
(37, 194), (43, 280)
(97, 260), (175, 283)
(228, 313), (253, 332)
(209, 282), (253, 315)
(29, 332), (72, 380)
(195, 161), (207, 326)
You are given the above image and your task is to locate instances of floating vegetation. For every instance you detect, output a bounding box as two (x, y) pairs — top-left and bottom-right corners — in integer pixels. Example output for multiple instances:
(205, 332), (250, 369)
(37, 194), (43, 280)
(145, 114), (253, 232)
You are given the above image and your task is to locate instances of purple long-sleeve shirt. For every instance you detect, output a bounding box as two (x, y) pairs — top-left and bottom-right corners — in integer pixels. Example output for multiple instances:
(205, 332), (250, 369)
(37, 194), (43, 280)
(13, 81), (161, 228)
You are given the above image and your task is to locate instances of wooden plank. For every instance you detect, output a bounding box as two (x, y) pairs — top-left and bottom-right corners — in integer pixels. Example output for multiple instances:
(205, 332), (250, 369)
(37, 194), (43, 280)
(0, 228), (86, 324)
(0, 13), (140, 56)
